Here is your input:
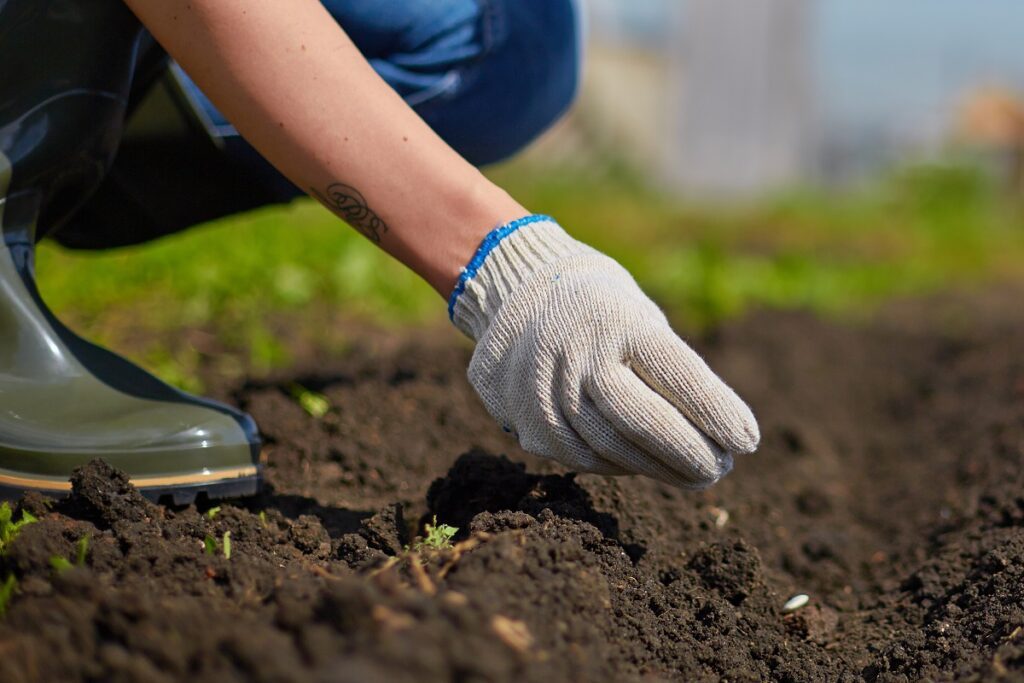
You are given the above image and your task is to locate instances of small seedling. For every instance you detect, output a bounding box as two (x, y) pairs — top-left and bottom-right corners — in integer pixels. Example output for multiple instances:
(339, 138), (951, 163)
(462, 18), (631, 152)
(288, 382), (331, 418)
(0, 574), (16, 617)
(258, 511), (268, 528)
(50, 534), (91, 574)
(413, 516), (458, 551)
(49, 556), (73, 573)
(0, 502), (37, 555)
(202, 532), (233, 559)
(203, 535), (218, 555)
(75, 535), (90, 566)
(206, 506), (221, 520)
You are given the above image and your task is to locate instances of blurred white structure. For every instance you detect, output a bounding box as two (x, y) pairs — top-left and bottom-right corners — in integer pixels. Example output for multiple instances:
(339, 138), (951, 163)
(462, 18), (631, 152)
(665, 0), (814, 196)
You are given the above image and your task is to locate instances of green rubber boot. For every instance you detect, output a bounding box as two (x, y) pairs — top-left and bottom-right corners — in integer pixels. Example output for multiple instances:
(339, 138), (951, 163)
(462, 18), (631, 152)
(0, 0), (261, 503)
(0, 172), (261, 503)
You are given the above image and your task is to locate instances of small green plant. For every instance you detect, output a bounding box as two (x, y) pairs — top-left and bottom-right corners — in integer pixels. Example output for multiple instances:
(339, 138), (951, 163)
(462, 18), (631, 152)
(258, 510), (268, 528)
(206, 506), (222, 519)
(49, 556), (73, 573)
(0, 503), (37, 555)
(413, 516), (458, 551)
(288, 382), (331, 418)
(203, 535), (218, 555)
(203, 531), (232, 559)
(75, 535), (90, 566)
(49, 534), (91, 574)
(0, 574), (16, 617)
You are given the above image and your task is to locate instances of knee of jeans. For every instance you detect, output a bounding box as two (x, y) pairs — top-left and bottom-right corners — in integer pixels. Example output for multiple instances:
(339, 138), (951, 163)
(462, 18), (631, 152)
(477, 0), (581, 162)
(512, 20), (581, 143)
(352, 0), (485, 104)
(417, 0), (581, 165)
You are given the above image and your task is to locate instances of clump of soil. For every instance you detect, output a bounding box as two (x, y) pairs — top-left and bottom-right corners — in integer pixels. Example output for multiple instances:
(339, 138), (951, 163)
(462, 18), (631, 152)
(1, 290), (1023, 682)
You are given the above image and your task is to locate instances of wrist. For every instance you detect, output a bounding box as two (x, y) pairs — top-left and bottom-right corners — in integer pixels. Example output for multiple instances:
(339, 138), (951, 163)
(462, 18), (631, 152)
(417, 174), (528, 297)
(449, 217), (593, 339)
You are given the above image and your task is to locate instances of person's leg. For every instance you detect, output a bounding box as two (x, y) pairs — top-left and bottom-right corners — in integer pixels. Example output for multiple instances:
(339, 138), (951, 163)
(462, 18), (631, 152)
(0, 0), (260, 501)
(384, 0), (583, 166)
(184, 0), (581, 166)
(50, 37), (299, 250)
(55, 0), (581, 250)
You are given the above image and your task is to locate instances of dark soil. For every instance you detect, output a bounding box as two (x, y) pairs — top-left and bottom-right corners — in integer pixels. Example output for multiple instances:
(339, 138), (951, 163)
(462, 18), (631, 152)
(1, 291), (1023, 682)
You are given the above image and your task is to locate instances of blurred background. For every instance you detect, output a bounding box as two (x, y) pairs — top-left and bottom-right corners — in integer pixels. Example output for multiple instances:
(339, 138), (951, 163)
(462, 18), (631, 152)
(553, 0), (1024, 194)
(35, 0), (1024, 392)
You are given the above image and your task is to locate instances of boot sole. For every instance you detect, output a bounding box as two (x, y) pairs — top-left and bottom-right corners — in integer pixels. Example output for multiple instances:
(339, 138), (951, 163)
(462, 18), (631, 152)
(0, 465), (262, 505)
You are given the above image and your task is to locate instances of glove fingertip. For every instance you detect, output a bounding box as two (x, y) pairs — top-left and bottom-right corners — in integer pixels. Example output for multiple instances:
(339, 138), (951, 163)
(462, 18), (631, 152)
(733, 418), (761, 455)
(663, 450), (733, 491)
(716, 402), (761, 455)
(709, 450), (735, 483)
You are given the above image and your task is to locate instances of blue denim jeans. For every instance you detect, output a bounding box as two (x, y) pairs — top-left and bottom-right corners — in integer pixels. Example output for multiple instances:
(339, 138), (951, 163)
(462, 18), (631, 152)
(180, 0), (580, 191)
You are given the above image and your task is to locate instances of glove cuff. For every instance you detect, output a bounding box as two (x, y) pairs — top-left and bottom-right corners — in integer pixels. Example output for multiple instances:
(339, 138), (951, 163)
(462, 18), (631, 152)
(449, 215), (591, 339)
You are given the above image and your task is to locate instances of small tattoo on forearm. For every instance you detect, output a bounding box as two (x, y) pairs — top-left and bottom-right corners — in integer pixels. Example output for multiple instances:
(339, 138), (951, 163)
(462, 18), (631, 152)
(310, 183), (388, 243)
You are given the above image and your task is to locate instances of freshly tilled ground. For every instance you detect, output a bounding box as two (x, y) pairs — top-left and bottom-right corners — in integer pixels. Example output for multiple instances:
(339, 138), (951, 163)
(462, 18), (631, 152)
(1, 291), (1023, 682)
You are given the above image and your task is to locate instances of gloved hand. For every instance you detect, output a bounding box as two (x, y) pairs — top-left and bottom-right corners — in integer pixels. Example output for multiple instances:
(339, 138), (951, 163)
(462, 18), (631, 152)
(449, 215), (759, 489)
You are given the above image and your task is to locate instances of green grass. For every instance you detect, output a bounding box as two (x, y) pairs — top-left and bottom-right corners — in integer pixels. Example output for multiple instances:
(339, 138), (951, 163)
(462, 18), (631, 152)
(490, 161), (1024, 327)
(34, 160), (1024, 388)
(36, 198), (442, 387)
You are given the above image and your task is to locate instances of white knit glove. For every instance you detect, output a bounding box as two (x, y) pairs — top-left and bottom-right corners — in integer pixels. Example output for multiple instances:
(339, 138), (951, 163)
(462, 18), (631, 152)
(449, 215), (760, 489)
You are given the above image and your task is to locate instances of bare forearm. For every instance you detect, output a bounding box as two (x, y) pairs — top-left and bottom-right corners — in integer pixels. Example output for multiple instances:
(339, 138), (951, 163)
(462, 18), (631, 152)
(122, 0), (527, 295)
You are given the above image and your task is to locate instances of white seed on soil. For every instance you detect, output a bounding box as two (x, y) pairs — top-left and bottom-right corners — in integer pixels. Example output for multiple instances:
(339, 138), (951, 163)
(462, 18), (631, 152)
(783, 594), (810, 612)
(709, 506), (729, 528)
